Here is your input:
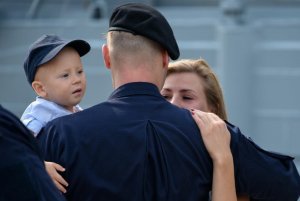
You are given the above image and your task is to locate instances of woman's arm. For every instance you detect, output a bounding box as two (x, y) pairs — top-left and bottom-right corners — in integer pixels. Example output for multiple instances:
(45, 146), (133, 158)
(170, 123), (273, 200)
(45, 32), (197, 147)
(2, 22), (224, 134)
(191, 110), (237, 201)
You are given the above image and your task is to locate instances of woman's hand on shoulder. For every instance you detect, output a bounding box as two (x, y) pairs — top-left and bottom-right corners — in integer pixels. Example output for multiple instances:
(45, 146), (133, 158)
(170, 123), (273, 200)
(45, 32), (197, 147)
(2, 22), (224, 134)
(191, 109), (231, 164)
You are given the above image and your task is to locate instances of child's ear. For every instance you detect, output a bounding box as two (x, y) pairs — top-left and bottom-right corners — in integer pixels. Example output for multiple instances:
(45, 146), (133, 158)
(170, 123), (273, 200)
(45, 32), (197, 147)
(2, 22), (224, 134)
(32, 81), (47, 97)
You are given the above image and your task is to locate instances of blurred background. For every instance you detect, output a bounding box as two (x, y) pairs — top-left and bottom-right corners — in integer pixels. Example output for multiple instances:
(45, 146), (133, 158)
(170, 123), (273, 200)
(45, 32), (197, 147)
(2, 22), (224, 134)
(0, 0), (300, 172)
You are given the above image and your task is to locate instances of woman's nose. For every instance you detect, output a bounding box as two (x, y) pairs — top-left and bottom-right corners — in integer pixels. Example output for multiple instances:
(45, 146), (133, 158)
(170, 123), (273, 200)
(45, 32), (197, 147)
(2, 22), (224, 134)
(170, 97), (182, 108)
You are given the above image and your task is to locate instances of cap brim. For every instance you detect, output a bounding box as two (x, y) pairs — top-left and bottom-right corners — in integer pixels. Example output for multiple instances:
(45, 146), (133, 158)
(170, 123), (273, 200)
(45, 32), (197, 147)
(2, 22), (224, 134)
(40, 39), (91, 65)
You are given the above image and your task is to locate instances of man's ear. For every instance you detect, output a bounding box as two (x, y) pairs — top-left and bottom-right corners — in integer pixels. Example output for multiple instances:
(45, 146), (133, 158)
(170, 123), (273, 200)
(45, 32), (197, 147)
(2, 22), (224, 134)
(102, 44), (111, 69)
(32, 81), (47, 98)
(162, 50), (169, 68)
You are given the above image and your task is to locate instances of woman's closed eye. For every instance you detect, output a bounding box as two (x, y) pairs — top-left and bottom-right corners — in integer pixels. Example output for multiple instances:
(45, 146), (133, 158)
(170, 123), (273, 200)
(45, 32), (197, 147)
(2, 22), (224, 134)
(162, 94), (171, 100)
(182, 96), (193, 100)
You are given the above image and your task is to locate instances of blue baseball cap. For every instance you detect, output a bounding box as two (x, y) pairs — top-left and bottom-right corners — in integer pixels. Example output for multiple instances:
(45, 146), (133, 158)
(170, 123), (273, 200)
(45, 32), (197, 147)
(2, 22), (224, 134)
(23, 34), (91, 84)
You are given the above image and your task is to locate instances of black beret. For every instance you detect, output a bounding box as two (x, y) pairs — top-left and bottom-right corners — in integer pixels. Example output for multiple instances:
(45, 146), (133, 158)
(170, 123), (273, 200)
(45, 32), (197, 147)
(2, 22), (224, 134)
(23, 34), (90, 84)
(109, 3), (180, 60)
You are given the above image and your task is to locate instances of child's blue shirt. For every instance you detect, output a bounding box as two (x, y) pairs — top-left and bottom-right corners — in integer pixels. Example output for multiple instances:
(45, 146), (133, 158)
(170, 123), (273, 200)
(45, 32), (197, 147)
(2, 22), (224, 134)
(21, 97), (82, 137)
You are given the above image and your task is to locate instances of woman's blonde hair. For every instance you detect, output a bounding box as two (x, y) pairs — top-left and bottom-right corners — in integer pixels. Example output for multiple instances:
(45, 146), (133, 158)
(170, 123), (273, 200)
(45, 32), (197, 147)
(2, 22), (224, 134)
(167, 59), (228, 120)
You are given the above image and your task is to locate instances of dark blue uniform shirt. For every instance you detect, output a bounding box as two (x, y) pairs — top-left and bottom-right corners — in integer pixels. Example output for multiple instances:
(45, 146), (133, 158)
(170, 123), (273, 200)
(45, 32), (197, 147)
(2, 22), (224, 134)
(38, 82), (300, 201)
(0, 105), (65, 201)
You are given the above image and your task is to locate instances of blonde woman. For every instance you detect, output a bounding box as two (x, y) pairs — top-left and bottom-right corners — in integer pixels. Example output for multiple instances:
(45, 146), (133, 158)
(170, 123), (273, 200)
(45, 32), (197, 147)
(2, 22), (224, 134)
(162, 59), (249, 201)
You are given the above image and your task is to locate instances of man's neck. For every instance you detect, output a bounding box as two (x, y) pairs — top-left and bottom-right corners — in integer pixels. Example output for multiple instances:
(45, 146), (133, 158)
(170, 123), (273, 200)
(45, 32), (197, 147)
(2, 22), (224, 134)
(112, 69), (162, 90)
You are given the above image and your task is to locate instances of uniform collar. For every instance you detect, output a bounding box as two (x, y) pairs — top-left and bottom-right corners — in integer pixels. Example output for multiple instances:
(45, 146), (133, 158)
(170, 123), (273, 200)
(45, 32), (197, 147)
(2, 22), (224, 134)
(109, 82), (163, 100)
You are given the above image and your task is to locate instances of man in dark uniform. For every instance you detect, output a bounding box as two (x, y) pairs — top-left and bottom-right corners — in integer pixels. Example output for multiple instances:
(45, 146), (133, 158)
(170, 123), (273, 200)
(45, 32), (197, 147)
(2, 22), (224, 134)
(38, 3), (300, 201)
(0, 105), (65, 201)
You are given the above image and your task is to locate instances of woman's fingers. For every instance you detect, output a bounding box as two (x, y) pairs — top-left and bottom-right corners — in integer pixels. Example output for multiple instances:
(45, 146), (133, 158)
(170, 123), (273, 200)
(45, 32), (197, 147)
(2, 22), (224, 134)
(191, 109), (232, 162)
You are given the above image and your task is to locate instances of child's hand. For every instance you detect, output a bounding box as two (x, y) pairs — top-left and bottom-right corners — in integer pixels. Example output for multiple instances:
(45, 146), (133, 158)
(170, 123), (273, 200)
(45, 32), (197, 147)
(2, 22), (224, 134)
(45, 161), (68, 193)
